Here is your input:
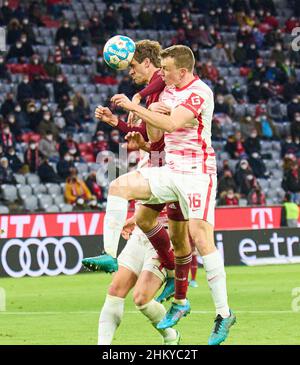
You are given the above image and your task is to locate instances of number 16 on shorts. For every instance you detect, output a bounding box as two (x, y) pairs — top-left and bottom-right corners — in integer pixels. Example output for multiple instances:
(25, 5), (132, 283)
(188, 193), (201, 211)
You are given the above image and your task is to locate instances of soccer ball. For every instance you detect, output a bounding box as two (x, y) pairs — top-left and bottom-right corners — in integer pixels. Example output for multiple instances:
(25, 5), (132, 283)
(103, 35), (136, 70)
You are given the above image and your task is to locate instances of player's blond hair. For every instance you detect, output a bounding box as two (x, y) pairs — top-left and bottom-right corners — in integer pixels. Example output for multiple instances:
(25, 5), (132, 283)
(161, 45), (195, 72)
(134, 40), (162, 68)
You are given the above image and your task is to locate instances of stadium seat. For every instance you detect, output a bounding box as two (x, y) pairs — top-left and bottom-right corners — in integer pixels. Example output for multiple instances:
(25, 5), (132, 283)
(17, 185), (32, 199)
(1, 185), (17, 202)
(31, 184), (47, 195)
(60, 204), (73, 212)
(23, 196), (38, 211)
(26, 174), (41, 186)
(14, 174), (26, 185)
(38, 194), (53, 210)
(0, 205), (9, 214)
(46, 183), (61, 196)
(45, 205), (60, 213)
(54, 195), (65, 206)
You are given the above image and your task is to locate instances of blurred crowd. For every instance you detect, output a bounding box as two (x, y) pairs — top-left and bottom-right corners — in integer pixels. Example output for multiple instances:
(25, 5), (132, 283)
(0, 0), (300, 212)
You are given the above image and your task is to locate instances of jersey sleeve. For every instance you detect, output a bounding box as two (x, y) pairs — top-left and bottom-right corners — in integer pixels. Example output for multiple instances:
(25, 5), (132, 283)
(117, 118), (148, 141)
(180, 92), (206, 117)
(139, 76), (166, 99)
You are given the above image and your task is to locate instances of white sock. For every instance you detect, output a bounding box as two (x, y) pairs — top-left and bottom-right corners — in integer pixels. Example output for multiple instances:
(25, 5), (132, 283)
(104, 195), (128, 257)
(98, 294), (125, 345)
(202, 250), (230, 318)
(136, 299), (177, 341)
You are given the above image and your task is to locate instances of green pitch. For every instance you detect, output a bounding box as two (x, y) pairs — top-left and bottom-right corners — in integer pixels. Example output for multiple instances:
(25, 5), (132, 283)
(0, 264), (299, 345)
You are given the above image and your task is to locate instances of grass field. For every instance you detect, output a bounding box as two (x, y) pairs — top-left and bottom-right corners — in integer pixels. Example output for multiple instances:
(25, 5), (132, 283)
(0, 264), (299, 345)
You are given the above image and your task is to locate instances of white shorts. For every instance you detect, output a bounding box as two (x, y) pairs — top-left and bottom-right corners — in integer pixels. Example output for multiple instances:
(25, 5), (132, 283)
(138, 166), (217, 226)
(118, 227), (167, 282)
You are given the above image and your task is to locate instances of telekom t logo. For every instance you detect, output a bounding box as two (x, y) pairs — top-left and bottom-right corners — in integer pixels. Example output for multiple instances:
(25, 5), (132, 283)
(251, 208), (274, 229)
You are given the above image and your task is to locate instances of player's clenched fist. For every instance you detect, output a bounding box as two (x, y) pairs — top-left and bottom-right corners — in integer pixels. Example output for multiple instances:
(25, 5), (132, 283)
(111, 94), (134, 111)
(94, 105), (118, 127)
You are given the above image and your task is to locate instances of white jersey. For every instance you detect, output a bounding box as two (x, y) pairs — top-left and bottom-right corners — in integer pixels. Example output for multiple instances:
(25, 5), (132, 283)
(159, 76), (216, 175)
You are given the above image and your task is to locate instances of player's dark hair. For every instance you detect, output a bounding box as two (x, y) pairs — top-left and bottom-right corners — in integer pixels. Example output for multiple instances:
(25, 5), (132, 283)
(134, 40), (162, 68)
(161, 45), (195, 72)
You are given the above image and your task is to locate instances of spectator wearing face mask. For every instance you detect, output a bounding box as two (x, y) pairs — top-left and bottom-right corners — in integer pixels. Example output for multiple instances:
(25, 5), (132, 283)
(281, 135), (299, 158)
(65, 167), (96, 207)
(71, 92), (91, 122)
(265, 59), (283, 83)
(0, 157), (17, 185)
(0, 124), (15, 152)
(73, 21), (92, 47)
(225, 131), (246, 159)
(38, 132), (59, 162)
(270, 42), (285, 65)
(214, 78), (229, 96)
(26, 101), (39, 130)
(267, 96), (285, 123)
(55, 19), (73, 44)
(59, 133), (81, 160)
(218, 189), (239, 206)
(214, 94), (231, 115)
(92, 130), (109, 156)
(247, 181), (266, 206)
(109, 129), (121, 155)
(88, 16), (105, 45)
(244, 130), (261, 155)
(68, 36), (86, 64)
(13, 104), (30, 131)
(27, 54), (49, 81)
(248, 152), (269, 179)
(283, 77), (300, 103)
(138, 6), (154, 30)
(247, 79), (263, 104)
(217, 170), (237, 197)
(19, 33), (34, 58)
(2, 2), (14, 27)
(5, 146), (23, 173)
(233, 41), (247, 66)
(248, 58), (266, 82)
(38, 157), (63, 184)
(24, 140), (43, 173)
(246, 43), (260, 65)
(37, 111), (59, 139)
(57, 152), (75, 180)
(234, 159), (255, 196)
(240, 115), (257, 138)
(63, 101), (81, 132)
(17, 75), (33, 105)
(287, 95), (300, 122)
(53, 74), (72, 105)
(44, 54), (62, 81)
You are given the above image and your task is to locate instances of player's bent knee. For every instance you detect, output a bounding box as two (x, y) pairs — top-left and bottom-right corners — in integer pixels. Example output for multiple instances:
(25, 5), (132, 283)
(133, 291), (149, 307)
(108, 283), (127, 298)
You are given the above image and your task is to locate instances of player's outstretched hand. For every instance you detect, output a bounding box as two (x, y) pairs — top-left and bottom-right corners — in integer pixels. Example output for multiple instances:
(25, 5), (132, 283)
(148, 102), (171, 115)
(125, 131), (146, 151)
(111, 94), (134, 111)
(95, 105), (118, 126)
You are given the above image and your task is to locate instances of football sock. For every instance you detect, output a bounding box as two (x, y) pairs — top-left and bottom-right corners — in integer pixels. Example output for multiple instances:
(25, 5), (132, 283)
(191, 253), (198, 281)
(145, 223), (175, 270)
(137, 299), (177, 341)
(103, 195), (128, 257)
(174, 252), (192, 300)
(98, 294), (125, 345)
(202, 250), (230, 318)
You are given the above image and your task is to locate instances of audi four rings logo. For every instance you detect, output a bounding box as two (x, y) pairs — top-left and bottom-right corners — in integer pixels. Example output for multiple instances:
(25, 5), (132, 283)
(1, 237), (83, 278)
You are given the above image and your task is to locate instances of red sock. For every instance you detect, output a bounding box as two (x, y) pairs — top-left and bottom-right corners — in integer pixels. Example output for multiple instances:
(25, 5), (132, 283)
(191, 254), (198, 281)
(145, 223), (175, 270)
(175, 252), (192, 300)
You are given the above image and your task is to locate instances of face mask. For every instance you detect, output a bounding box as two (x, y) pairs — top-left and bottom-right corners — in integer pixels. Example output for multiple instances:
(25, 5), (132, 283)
(4, 129), (9, 134)
(47, 135), (53, 141)
(296, 117), (300, 122)
(44, 115), (51, 121)
(16, 43), (22, 49)
(15, 106), (21, 112)
(254, 82), (260, 86)
(42, 105), (48, 111)
(8, 151), (15, 156)
(293, 99), (298, 103)
(65, 156), (72, 161)
(21, 38), (27, 43)
(97, 135), (104, 141)
(217, 99), (224, 104)
(227, 193), (234, 199)
(72, 42), (78, 46)
(69, 148), (76, 155)
(0, 58), (4, 63)
(56, 112), (62, 117)
(219, 80), (224, 85)
(8, 117), (15, 123)
(257, 63), (263, 68)
(57, 78), (63, 83)
(251, 133), (257, 138)
(33, 59), (39, 64)
(241, 164), (247, 170)
(112, 135), (119, 142)
(238, 43), (243, 47)
(29, 107), (35, 113)
(30, 144), (36, 149)
(68, 106), (74, 111)
(80, 26), (85, 30)
(23, 19), (29, 25)
(270, 63), (276, 68)
(250, 45), (255, 49)
(24, 79), (29, 84)
(252, 153), (259, 158)
(286, 139), (292, 144)
(246, 116), (251, 121)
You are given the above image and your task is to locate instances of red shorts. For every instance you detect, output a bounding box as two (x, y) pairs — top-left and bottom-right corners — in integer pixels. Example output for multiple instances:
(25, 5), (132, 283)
(143, 202), (186, 222)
